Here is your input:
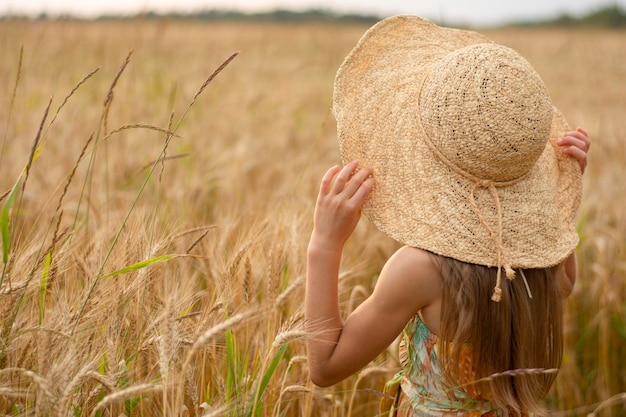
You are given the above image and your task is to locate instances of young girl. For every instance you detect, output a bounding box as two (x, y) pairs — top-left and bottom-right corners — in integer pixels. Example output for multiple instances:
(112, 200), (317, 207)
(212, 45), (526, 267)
(305, 16), (591, 416)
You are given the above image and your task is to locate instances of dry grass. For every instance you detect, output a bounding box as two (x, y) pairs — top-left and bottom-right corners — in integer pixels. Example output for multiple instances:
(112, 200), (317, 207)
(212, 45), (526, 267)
(0, 19), (624, 416)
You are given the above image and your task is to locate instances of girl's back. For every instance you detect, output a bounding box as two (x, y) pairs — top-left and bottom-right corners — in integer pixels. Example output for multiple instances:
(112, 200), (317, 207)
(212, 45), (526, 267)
(386, 249), (571, 416)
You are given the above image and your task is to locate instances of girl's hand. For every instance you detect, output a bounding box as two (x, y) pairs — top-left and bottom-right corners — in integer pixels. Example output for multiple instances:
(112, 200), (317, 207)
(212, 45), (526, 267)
(311, 161), (374, 251)
(557, 127), (591, 174)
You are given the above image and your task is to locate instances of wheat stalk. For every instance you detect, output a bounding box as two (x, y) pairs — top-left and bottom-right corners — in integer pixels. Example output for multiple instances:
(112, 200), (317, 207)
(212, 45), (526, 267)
(170, 50), (240, 137)
(273, 330), (308, 347)
(447, 367), (559, 393)
(288, 355), (308, 367)
(276, 274), (305, 307)
(200, 403), (230, 417)
(356, 366), (391, 381)
(82, 375), (117, 413)
(185, 228), (212, 254)
(226, 243), (251, 281)
(0, 188), (11, 204)
(158, 298), (179, 387)
(281, 384), (312, 395)
(44, 133), (95, 287)
(274, 384), (314, 416)
(90, 383), (163, 417)
(1, 46), (23, 167)
(49, 66), (101, 129)
(102, 122), (181, 141)
(586, 392), (626, 417)
(35, 332), (52, 416)
(184, 366), (200, 416)
(193, 51), (239, 102)
(348, 366), (391, 416)
(83, 371), (115, 391)
(26, 96), (52, 177)
(57, 358), (100, 417)
(0, 387), (35, 400)
(0, 367), (54, 403)
(182, 310), (255, 372)
(103, 50), (132, 135)
(175, 310), (256, 411)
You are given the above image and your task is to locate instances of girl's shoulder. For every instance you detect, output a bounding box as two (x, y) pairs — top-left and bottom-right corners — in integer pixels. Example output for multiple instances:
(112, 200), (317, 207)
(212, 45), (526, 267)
(376, 246), (442, 309)
(385, 246), (439, 277)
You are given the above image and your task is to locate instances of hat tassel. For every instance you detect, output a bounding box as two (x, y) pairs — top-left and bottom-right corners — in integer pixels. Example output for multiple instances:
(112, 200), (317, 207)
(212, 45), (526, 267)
(491, 264), (516, 302)
(471, 182), (517, 303)
(491, 281), (503, 302)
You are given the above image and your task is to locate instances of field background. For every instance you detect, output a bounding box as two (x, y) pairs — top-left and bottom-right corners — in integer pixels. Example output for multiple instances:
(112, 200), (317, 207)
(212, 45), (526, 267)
(0, 19), (624, 416)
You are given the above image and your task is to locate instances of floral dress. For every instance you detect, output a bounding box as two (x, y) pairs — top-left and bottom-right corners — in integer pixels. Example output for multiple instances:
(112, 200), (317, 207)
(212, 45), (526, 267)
(380, 315), (531, 417)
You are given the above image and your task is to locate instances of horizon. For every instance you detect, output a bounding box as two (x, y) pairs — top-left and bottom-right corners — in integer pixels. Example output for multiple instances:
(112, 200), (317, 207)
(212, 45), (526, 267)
(3, 0), (625, 26)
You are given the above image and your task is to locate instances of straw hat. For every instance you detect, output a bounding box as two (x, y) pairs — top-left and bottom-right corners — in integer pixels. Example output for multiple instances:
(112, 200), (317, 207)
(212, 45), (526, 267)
(333, 15), (582, 301)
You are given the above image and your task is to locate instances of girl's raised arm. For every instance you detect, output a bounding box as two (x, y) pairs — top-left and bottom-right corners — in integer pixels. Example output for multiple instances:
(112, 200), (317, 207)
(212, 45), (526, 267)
(305, 162), (438, 386)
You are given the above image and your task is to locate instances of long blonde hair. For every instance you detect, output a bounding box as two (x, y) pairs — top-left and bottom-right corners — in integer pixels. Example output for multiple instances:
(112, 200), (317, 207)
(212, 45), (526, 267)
(435, 255), (563, 416)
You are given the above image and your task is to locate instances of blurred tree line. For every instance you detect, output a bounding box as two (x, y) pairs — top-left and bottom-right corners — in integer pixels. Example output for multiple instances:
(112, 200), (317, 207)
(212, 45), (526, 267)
(3, 4), (626, 28)
(521, 4), (626, 28)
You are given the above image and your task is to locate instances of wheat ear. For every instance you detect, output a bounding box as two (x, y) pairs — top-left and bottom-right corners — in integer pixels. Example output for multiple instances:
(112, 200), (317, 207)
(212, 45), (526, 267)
(90, 383), (163, 417)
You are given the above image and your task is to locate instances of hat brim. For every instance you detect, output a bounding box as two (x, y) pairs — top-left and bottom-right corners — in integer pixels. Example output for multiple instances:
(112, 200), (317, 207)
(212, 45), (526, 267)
(333, 15), (581, 268)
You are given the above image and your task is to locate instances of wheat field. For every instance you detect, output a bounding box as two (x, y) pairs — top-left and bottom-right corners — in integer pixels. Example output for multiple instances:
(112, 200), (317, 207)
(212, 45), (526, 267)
(0, 19), (624, 417)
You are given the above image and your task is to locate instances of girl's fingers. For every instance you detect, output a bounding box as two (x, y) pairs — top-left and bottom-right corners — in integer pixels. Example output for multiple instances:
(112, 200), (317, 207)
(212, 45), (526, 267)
(351, 177), (375, 204)
(561, 145), (585, 160)
(319, 162), (373, 201)
(342, 166), (373, 197)
(561, 145), (587, 173)
(331, 161), (359, 194)
(559, 129), (590, 149)
(570, 130), (591, 149)
(557, 127), (591, 174)
(320, 165), (342, 195)
(558, 135), (587, 150)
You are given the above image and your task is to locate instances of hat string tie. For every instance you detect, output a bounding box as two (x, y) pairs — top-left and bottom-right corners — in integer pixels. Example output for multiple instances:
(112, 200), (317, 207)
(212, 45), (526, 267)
(419, 128), (530, 302)
(469, 180), (516, 302)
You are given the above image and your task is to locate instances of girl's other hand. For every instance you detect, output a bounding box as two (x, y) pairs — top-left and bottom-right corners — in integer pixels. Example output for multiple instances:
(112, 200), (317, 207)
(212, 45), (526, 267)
(311, 161), (374, 251)
(557, 127), (591, 175)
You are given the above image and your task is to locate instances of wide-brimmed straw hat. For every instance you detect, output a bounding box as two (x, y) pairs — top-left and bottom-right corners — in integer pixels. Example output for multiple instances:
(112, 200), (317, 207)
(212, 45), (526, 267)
(333, 15), (582, 301)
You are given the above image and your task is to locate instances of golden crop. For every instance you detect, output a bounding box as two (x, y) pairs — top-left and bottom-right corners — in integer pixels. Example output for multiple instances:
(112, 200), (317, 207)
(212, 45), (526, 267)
(0, 19), (624, 416)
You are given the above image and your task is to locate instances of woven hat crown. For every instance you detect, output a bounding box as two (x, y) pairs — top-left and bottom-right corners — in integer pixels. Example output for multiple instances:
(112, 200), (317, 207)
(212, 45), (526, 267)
(419, 44), (554, 183)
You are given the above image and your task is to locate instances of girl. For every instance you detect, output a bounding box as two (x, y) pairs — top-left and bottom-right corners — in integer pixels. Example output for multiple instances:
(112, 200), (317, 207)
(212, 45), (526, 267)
(305, 16), (590, 416)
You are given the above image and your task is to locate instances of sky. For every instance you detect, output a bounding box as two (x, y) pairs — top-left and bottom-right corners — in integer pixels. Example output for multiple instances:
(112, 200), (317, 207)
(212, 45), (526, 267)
(3, 0), (625, 26)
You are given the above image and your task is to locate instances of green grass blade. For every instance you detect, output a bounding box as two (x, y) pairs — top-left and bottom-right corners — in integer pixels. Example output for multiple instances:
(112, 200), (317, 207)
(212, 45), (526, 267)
(124, 396), (141, 416)
(246, 344), (287, 417)
(100, 254), (178, 280)
(98, 352), (108, 374)
(1, 174), (22, 264)
(39, 251), (52, 326)
(1, 142), (44, 267)
(225, 329), (237, 409)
